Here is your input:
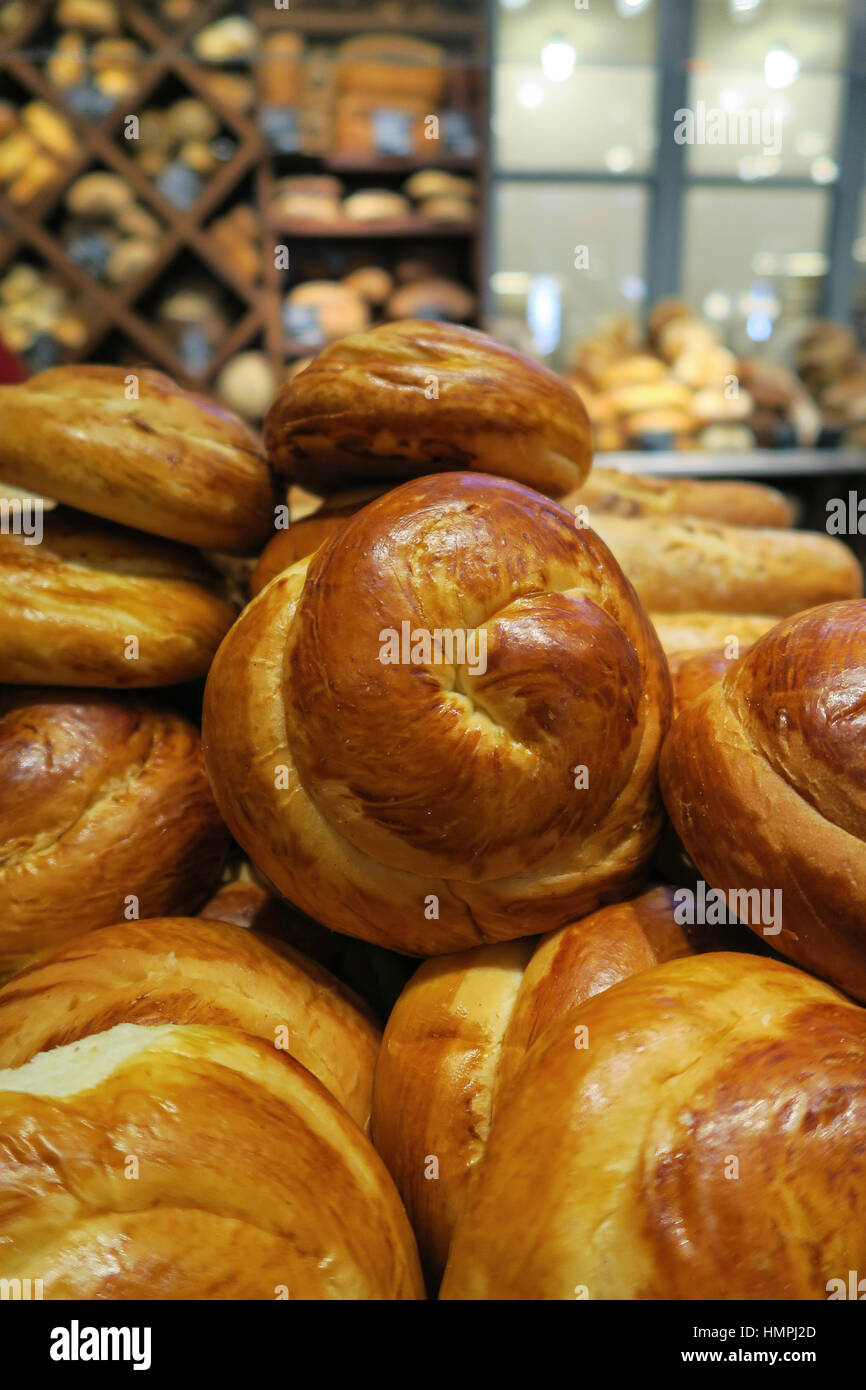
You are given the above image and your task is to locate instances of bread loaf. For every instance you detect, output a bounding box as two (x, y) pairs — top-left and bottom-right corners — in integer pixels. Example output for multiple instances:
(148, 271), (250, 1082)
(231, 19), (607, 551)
(0, 692), (229, 977)
(264, 320), (593, 496)
(203, 473), (671, 953)
(0, 366), (275, 552)
(660, 600), (866, 1000)
(373, 886), (738, 1285)
(562, 468), (793, 527)
(441, 952), (866, 1299)
(0, 510), (236, 686)
(594, 514), (862, 616)
(0, 1020), (422, 1298)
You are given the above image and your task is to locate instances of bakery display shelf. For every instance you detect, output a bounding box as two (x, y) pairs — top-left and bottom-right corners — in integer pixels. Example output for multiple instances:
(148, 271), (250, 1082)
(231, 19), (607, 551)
(252, 7), (485, 39)
(601, 449), (866, 480)
(0, 0), (273, 389)
(323, 154), (480, 174)
(268, 215), (478, 238)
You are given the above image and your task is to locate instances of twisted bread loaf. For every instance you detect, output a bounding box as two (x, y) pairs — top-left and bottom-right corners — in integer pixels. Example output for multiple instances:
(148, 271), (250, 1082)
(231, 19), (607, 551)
(0, 366), (275, 551)
(0, 510), (236, 685)
(0, 916), (379, 1129)
(660, 600), (866, 999)
(0, 690), (229, 978)
(263, 320), (593, 496)
(595, 514), (862, 616)
(441, 952), (866, 1300)
(203, 473), (672, 953)
(372, 887), (739, 1286)
(0, 1021), (421, 1298)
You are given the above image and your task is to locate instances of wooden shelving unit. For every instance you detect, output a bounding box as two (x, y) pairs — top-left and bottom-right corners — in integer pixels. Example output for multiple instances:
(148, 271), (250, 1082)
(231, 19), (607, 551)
(0, 0), (490, 391)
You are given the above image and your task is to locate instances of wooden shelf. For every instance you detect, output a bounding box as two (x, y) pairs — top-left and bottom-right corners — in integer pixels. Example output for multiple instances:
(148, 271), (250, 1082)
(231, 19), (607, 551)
(269, 216), (477, 238)
(253, 8), (485, 38)
(0, 0), (490, 388)
(600, 449), (866, 479)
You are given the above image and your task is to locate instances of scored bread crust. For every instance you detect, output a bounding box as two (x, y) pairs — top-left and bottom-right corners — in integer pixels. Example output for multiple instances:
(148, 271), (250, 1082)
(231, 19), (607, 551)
(0, 365), (275, 552)
(263, 320), (593, 496)
(0, 1021), (422, 1299)
(0, 915), (380, 1128)
(0, 510), (237, 686)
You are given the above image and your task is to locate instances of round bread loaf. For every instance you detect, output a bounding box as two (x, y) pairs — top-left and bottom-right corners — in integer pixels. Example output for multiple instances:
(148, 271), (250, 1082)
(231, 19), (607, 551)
(562, 467), (793, 527)
(0, 915), (379, 1128)
(0, 509), (237, 686)
(660, 600), (866, 999)
(0, 691), (229, 977)
(373, 886), (739, 1287)
(441, 951), (866, 1299)
(263, 320), (593, 496)
(0, 366), (275, 552)
(0, 1020), (422, 1299)
(594, 514), (862, 616)
(667, 646), (741, 715)
(203, 472), (672, 954)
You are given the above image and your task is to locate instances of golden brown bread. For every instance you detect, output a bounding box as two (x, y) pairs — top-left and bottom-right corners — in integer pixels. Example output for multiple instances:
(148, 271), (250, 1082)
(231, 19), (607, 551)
(594, 514), (862, 616)
(203, 472), (672, 954)
(263, 320), (593, 496)
(0, 365), (275, 552)
(373, 886), (740, 1286)
(563, 467), (793, 527)
(0, 690), (229, 978)
(668, 646), (742, 715)
(0, 916), (379, 1129)
(441, 952), (866, 1300)
(0, 1021), (422, 1298)
(249, 490), (380, 595)
(199, 879), (415, 1021)
(650, 610), (778, 655)
(0, 509), (237, 685)
(660, 600), (866, 1000)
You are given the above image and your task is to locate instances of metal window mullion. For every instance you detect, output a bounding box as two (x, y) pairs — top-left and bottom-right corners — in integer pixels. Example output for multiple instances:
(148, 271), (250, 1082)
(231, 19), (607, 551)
(645, 0), (696, 307)
(823, 1), (866, 321)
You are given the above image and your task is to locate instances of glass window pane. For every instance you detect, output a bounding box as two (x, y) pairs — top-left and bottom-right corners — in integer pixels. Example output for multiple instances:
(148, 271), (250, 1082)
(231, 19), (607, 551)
(692, 0), (847, 72)
(491, 181), (648, 366)
(683, 186), (830, 355)
(495, 0), (657, 173)
(495, 63), (657, 173)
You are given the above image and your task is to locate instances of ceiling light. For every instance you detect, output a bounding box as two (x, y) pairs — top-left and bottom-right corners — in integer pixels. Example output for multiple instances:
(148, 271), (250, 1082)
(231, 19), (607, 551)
(764, 46), (800, 90)
(541, 35), (576, 83)
(517, 79), (545, 110)
(605, 145), (635, 173)
(810, 155), (839, 184)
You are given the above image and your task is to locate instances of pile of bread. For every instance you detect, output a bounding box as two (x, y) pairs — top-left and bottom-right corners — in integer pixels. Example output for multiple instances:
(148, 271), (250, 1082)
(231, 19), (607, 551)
(796, 319), (866, 447)
(568, 300), (822, 452)
(0, 98), (77, 207)
(271, 169), (477, 229)
(0, 318), (865, 1301)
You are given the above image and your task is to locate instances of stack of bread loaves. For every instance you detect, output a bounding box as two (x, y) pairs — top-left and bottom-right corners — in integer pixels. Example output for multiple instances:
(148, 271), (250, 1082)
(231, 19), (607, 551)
(0, 318), (865, 1301)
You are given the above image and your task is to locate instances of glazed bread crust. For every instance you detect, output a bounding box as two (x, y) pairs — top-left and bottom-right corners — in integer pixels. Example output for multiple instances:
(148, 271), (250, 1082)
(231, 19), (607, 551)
(203, 473), (672, 953)
(650, 610), (778, 655)
(563, 468), (793, 527)
(595, 514), (862, 616)
(249, 491), (379, 595)
(0, 1022), (422, 1299)
(440, 952), (866, 1300)
(0, 916), (379, 1128)
(0, 689), (229, 977)
(372, 886), (735, 1285)
(0, 510), (237, 686)
(660, 600), (866, 999)
(263, 320), (593, 496)
(0, 365), (275, 552)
